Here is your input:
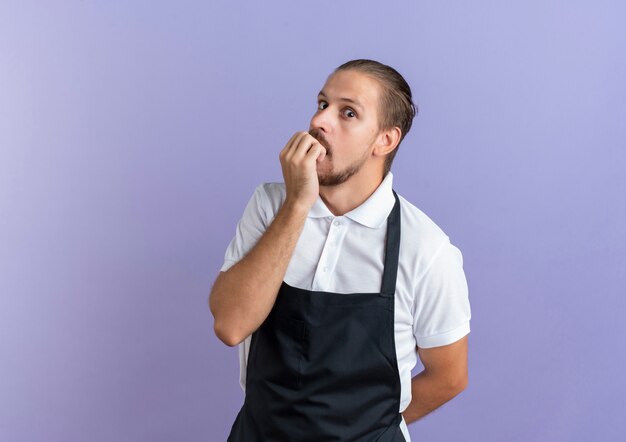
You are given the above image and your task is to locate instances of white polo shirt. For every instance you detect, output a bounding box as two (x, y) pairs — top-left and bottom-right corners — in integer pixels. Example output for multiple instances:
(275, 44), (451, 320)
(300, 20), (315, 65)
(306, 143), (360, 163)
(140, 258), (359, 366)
(220, 171), (471, 441)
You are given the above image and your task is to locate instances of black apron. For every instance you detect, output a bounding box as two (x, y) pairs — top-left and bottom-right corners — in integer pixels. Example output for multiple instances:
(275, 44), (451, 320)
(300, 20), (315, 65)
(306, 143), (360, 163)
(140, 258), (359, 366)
(227, 190), (406, 442)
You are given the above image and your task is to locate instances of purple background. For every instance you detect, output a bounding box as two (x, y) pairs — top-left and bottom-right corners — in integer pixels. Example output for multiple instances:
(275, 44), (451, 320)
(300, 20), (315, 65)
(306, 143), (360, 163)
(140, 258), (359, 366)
(1, 1), (625, 441)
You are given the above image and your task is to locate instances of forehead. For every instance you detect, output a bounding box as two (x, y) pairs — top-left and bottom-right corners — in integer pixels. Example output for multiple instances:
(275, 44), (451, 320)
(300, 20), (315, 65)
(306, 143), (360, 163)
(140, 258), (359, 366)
(318, 69), (381, 112)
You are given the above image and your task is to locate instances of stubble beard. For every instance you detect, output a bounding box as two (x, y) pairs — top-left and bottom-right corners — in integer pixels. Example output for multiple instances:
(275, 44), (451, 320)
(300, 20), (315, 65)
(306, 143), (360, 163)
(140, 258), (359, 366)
(317, 151), (369, 186)
(309, 128), (370, 187)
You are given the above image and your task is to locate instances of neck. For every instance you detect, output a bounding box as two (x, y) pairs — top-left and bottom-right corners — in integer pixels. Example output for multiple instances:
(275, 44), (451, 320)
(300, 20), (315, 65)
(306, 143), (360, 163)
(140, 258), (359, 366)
(318, 165), (385, 216)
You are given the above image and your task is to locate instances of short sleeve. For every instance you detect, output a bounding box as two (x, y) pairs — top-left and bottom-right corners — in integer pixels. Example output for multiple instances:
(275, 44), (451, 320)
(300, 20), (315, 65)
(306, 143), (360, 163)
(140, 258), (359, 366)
(238, 335), (252, 392)
(220, 184), (269, 272)
(412, 238), (471, 348)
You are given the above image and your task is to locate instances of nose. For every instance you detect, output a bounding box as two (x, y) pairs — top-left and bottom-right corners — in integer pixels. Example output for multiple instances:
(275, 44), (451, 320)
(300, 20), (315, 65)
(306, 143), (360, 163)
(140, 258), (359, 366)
(310, 107), (331, 134)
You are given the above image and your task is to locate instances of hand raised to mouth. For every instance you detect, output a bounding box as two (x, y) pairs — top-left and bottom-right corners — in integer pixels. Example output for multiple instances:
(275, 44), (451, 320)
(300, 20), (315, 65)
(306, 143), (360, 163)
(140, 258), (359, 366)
(279, 131), (327, 212)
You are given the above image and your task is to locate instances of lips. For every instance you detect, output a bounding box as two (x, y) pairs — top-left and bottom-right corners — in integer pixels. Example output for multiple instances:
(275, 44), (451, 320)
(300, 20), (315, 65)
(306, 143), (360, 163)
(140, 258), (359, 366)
(308, 129), (331, 154)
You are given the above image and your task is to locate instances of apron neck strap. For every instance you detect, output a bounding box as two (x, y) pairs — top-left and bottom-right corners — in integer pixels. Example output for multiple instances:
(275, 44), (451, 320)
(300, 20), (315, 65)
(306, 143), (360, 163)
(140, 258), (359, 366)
(380, 189), (401, 298)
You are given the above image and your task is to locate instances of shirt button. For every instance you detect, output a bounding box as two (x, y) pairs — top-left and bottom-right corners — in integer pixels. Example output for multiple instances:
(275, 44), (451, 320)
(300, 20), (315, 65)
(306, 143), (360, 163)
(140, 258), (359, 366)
(323, 266), (328, 272)
(333, 219), (341, 226)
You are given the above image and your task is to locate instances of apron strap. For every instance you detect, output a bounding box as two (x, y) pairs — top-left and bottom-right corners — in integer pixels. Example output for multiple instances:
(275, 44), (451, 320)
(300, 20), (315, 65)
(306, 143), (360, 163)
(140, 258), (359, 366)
(380, 189), (401, 298)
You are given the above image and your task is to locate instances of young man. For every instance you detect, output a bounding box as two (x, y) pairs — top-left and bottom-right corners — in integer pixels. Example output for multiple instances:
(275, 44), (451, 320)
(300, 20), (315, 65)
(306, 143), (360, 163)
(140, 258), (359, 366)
(210, 59), (471, 442)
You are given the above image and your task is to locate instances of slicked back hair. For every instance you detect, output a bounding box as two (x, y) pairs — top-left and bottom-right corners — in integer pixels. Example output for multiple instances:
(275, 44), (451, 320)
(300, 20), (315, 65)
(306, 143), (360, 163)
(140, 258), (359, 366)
(334, 59), (417, 177)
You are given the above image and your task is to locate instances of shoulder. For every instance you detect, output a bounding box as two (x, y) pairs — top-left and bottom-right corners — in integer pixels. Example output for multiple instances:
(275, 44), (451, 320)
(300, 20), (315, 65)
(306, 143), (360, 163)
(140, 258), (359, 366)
(254, 182), (286, 218)
(396, 192), (455, 280)
(396, 192), (449, 247)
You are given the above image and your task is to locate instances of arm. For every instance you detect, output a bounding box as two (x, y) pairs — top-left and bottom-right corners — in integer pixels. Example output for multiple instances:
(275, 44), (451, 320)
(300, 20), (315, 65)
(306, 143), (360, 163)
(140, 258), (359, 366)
(209, 131), (326, 347)
(401, 335), (469, 424)
(210, 199), (308, 346)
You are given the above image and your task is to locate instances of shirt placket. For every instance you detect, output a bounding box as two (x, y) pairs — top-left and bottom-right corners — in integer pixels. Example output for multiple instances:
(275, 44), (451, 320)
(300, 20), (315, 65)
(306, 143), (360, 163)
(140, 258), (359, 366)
(311, 216), (348, 291)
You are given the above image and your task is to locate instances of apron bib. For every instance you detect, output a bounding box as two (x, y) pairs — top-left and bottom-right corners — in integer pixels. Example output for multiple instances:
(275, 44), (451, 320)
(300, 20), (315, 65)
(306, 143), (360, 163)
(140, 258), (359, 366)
(228, 190), (406, 442)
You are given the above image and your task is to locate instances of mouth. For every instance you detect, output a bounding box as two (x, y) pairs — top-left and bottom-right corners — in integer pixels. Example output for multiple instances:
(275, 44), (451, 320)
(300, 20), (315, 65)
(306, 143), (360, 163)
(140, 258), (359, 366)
(308, 129), (330, 152)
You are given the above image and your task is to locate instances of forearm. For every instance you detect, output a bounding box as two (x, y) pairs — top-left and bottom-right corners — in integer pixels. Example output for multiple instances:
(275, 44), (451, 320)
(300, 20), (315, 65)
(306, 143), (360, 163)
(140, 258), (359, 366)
(401, 369), (466, 425)
(210, 199), (309, 346)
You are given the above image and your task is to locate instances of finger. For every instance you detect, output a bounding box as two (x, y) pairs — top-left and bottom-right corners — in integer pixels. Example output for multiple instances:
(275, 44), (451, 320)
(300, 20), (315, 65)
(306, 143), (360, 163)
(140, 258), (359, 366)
(316, 145), (326, 161)
(280, 132), (304, 159)
(284, 131), (310, 162)
(304, 143), (326, 163)
(293, 134), (321, 161)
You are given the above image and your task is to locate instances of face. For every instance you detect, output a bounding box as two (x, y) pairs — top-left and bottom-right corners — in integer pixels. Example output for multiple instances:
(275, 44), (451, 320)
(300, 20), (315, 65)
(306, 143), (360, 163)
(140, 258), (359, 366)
(308, 69), (383, 186)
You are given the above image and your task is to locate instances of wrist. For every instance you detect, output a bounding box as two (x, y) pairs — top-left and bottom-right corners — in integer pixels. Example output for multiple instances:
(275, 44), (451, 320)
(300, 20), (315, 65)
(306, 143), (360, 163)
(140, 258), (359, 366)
(282, 197), (312, 218)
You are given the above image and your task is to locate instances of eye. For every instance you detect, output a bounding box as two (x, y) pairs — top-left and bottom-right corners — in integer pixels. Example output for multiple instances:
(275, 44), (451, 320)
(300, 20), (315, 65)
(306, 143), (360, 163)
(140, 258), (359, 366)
(317, 100), (357, 119)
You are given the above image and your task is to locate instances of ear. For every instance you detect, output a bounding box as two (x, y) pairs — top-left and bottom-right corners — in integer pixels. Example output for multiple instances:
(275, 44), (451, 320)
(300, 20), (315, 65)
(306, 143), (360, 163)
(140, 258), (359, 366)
(373, 126), (402, 157)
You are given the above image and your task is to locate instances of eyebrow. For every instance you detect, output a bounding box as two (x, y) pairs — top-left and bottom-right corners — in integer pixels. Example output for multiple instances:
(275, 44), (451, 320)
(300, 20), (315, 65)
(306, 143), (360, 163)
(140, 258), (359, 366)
(318, 90), (363, 111)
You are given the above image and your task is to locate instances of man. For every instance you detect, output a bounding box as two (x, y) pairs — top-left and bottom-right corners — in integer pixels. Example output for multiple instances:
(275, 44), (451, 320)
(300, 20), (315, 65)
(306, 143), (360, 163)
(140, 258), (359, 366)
(210, 59), (471, 442)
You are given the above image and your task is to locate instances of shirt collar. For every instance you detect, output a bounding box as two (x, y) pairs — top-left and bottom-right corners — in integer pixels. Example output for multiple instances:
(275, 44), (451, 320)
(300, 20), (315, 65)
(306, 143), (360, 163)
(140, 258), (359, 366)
(308, 171), (396, 229)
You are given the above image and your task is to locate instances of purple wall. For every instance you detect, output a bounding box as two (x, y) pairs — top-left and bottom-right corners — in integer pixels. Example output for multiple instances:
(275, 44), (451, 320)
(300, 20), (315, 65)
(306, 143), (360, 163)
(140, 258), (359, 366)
(1, 1), (624, 441)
